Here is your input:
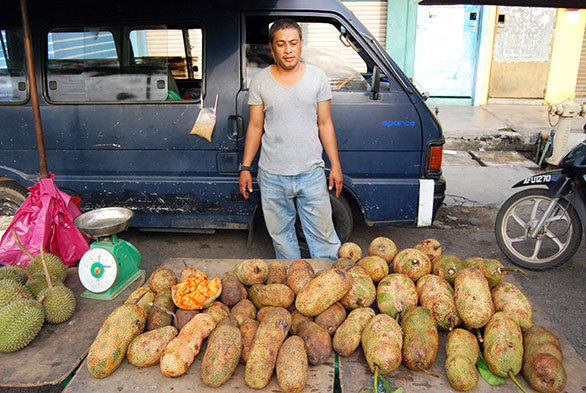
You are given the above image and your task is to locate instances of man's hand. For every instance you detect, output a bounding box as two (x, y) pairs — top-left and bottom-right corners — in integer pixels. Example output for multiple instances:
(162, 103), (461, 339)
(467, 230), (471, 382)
(318, 100), (343, 198)
(329, 166), (343, 198)
(239, 171), (253, 199)
(239, 104), (263, 200)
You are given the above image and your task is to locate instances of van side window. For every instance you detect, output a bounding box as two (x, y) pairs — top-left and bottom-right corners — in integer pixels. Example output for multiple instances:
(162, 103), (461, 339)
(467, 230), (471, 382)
(246, 19), (373, 91)
(0, 28), (27, 103)
(46, 26), (203, 102)
(302, 22), (369, 91)
(130, 28), (203, 100)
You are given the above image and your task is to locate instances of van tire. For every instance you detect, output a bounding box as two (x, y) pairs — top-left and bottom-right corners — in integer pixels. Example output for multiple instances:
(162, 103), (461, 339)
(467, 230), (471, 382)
(330, 193), (353, 243)
(0, 181), (28, 217)
(297, 192), (353, 256)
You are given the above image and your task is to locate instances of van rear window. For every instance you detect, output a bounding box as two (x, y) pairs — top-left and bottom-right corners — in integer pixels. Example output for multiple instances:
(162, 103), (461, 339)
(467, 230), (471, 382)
(46, 26), (203, 103)
(0, 28), (27, 103)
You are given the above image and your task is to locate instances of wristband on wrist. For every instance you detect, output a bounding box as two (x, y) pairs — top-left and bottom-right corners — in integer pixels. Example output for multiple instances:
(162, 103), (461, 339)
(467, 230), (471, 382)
(238, 164), (252, 172)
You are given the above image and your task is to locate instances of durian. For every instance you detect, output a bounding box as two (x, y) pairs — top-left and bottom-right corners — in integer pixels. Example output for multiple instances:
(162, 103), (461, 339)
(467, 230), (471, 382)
(0, 265), (29, 285)
(0, 279), (33, 308)
(25, 272), (64, 298)
(0, 298), (45, 352)
(27, 254), (67, 283)
(38, 286), (76, 324)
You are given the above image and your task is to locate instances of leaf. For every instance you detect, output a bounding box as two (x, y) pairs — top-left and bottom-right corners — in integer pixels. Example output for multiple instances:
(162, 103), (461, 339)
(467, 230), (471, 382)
(380, 374), (393, 393)
(372, 374), (404, 393)
(476, 353), (506, 386)
(358, 387), (373, 392)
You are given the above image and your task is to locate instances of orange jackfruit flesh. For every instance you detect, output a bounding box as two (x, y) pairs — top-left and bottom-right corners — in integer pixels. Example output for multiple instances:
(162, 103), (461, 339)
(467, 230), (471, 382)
(171, 272), (222, 310)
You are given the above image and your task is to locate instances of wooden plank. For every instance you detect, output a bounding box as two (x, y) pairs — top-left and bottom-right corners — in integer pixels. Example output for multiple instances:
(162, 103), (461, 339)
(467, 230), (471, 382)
(63, 258), (335, 393)
(65, 343), (334, 393)
(339, 276), (586, 393)
(0, 267), (145, 388)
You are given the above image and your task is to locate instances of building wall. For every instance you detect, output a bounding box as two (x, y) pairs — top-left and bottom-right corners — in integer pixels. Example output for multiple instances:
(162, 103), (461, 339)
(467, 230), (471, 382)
(545, 9), (586, 104)
(476, 6), (497, 105)
(386, 0), (417, 78)
(354, 2), (585, 105)
(488, 6), (557, 99)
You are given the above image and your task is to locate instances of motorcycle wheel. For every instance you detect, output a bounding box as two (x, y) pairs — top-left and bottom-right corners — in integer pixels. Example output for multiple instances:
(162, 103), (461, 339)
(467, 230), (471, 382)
(495, 188), (582, 270)
(0, 181), (28, 237)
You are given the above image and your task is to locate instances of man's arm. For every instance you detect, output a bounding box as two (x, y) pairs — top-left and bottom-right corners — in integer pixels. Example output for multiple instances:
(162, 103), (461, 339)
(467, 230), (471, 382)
(317, 99), (343, 197)
(239, 104), (264, 199)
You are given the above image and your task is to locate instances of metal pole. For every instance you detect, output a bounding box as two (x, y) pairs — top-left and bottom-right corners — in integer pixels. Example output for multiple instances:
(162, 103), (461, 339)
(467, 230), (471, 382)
(20, 0), (49, 179)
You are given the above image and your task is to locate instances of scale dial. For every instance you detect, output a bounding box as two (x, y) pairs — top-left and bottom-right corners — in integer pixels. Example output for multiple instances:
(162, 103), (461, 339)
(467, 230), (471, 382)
(79, 247), (119, 293)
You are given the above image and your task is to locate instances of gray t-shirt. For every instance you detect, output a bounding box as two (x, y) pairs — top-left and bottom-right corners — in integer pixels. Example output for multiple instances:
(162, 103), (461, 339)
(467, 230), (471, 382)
(248, 63), (332, 176)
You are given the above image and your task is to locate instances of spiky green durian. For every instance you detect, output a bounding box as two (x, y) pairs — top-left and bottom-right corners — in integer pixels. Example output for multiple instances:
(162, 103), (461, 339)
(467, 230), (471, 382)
(37, 286), (76, 324)
(0, 265), (29, 285)
(0, 279), (33, 308)
(25, 272), (64, 298)
(0, 298), (45, 352)
(27, 254), (67, 283)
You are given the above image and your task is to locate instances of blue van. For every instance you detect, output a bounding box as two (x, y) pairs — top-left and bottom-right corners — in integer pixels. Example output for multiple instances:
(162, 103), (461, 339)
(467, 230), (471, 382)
(0, 0), (445, 243)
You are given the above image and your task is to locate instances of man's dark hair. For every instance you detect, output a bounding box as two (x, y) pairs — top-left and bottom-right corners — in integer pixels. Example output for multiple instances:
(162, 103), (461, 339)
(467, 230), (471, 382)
(269, 19), (302, 44)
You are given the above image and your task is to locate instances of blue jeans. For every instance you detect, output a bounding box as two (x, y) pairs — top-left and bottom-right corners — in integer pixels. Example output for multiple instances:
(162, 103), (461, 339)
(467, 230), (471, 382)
(258, 167), (340, 261)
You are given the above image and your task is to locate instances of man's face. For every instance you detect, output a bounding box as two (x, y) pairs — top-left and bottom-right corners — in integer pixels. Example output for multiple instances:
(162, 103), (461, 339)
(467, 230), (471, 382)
(269, 27), (302, 71)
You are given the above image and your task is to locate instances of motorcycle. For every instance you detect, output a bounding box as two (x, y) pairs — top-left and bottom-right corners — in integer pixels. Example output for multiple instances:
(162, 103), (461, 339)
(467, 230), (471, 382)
(495, 140), (586, 270)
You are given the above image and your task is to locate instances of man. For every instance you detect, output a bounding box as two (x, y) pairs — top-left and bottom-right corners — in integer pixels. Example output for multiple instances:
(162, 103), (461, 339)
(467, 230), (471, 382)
(239, 18), (343, 260)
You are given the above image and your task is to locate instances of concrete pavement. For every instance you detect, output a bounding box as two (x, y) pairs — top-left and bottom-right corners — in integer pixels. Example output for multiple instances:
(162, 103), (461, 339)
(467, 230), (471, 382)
(437, 103), (586, 151)
(437, 103), (586, 208)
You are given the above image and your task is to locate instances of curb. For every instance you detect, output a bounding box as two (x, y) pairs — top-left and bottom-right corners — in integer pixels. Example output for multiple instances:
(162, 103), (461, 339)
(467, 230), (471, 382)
(444, 131), (538, 151)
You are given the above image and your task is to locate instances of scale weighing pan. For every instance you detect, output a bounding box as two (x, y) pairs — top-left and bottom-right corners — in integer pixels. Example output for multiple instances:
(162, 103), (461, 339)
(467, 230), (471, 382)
(74, 207), (134, 238)
(74, 207), (143, 300)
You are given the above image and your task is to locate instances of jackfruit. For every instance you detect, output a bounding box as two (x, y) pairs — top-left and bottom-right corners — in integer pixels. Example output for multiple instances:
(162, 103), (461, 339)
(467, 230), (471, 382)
(38, 286), (76, 324)
(27, 254), (67, 283)
(0, 278), (33, 308)
(0, 298), (45, 352)
(25, 272), (64, 298)
(0, 265), (29, 285)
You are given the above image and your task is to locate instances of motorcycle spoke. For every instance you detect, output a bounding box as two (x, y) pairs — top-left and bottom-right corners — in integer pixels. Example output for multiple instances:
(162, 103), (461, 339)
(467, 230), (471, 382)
(508, 236), (526, 244)
(530, 239), (543, 260)
(545, 229), (565, 251)
(545, 213), (568, 224)
(511, 211), (527, 229)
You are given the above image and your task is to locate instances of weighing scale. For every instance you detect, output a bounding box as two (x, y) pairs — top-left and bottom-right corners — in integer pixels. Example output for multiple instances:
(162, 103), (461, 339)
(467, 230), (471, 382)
(73, 207), (144, 300)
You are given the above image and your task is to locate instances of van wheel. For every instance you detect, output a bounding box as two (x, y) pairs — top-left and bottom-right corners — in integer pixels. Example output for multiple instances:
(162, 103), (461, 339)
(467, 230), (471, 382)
(330, 193), (353, 243)
(0, 182), (28, 227)
(296, 192), (353, 256)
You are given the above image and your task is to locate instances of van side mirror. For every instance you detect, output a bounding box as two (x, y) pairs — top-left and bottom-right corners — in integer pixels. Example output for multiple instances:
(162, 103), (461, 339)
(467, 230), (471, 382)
(370, 66), (381, 101)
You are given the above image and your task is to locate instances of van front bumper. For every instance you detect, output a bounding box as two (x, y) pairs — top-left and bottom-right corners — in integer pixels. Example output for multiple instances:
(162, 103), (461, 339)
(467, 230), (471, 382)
(432, 176), (446, 221)
(417, 176), (445, 227)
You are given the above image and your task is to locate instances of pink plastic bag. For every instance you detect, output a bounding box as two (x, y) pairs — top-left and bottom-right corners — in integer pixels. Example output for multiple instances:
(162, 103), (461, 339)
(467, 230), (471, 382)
(0, 173), (89, 266)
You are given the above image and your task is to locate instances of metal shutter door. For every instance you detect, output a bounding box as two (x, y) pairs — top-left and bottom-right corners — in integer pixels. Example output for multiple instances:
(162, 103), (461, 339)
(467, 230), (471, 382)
(576, 25), (586, 97)
(305, 1), (387, 73)
(144, 29), (203, 79)
(343, 1), (387, 49)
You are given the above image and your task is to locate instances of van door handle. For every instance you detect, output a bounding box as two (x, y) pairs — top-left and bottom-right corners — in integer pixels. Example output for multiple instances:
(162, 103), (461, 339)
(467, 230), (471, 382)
(229, 115), (244, 140)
